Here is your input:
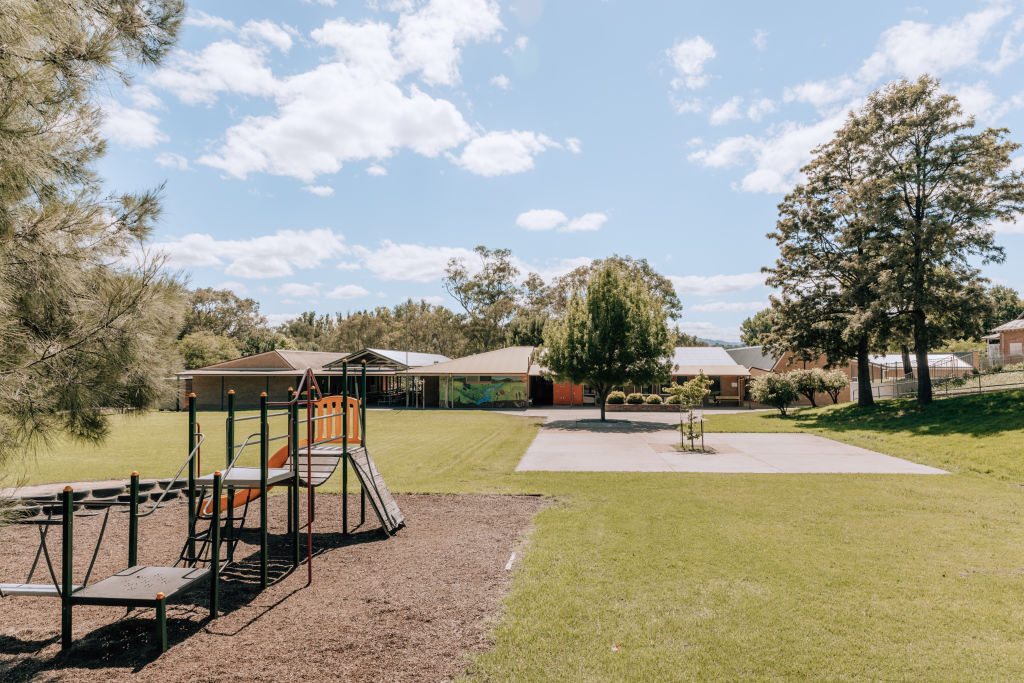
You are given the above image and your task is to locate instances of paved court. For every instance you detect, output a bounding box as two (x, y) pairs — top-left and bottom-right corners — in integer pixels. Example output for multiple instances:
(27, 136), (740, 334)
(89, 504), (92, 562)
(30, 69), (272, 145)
(514, 417), (947, 474)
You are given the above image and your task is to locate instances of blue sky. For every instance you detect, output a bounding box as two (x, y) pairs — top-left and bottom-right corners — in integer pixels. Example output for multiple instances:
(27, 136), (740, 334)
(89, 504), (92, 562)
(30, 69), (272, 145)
(100, 0), (1024, 342)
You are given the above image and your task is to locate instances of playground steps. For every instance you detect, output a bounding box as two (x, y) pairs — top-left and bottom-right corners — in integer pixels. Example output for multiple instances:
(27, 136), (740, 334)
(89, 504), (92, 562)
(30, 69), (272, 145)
(285, 447), (347, 487)
(194, 467), (294, 488)
(70, 566), (209, 607)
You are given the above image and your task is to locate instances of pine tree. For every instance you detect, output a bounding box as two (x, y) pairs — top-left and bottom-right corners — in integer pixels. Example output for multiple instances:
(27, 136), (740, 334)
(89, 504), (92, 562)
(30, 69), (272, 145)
(0, 1), (185, 465)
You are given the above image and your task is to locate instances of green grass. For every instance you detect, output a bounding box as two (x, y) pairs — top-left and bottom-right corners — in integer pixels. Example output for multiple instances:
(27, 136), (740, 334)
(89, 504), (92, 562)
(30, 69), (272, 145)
(705, 389), (1024, 481)
(8, 396), (1024, 679)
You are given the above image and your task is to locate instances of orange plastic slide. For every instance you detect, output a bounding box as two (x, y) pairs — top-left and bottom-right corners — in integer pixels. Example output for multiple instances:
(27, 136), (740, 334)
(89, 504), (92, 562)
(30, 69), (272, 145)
(200, 395), (361, 516)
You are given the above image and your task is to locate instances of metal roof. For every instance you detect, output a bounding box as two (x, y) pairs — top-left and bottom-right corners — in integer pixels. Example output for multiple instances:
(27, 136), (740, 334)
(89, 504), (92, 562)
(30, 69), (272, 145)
(869, 353), (973, 369)
(184, 349), (347, 374)
(726, 345), (781, 371)
(992, 312), (1024, 333)
(672, 347), (750, 377)
(406, 346), (536, 376)
(326, 348), (450, 370)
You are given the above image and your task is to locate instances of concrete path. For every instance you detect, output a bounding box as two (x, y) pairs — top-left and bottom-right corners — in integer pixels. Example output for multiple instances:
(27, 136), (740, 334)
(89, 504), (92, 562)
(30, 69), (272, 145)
(515, 418), (946, 474)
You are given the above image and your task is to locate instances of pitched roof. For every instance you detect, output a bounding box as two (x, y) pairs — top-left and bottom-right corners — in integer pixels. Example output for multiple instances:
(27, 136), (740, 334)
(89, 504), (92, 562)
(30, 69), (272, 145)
(406, 346), (536, 376)
(726, 345), (781, 371)
(327, 348), (450, 370)
(869, 353), (973, 370)
(184, 349), (347, 374)
(672, 347), (750, 376)
(992, 311), (1024, 332)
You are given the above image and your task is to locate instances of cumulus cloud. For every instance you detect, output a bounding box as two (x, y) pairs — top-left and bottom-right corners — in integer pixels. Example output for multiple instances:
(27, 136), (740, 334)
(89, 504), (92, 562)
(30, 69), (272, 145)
(302, 185), (335, 197)
(265, 312), (301, 327)
(453, 130), (558, 176)
(149, 229), (348, 278)
(420, 295), (444, 305)
(240, 19), (294, 53)
(155, 152), (189, 170)
(669, 272), (765, 295)
(746, 97), (776, 122)
(675, 321), (741, 343)
(279, 282), (321, 298)
(367, 164), (388, 176)
(101, 101), (167, 148)
(752, 29), (768, 51)
(565, 137), (582, 154)
(515, 210), (607, 232)
(667, 36), (716, 90)
(151, 40), (277, 106)
(689, 300), (768, 313)
(327, 284), (372, 299)
(350, 240), (476, 282)
(185, 10), (235, 32)
(490, 73), (511, 89)
(710, 96), (743, 125)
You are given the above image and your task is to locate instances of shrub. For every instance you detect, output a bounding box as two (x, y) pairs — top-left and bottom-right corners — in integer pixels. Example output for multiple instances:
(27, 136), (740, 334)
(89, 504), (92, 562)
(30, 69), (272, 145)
(606, 391), (626, 404)
(749, 374), (800, 415)
(665, 394), (682, 404)
(789, 368), (826, 407)
(645, 394), (663, 404)
(625, 392), (645, 404)
(821, 369), (850, 404)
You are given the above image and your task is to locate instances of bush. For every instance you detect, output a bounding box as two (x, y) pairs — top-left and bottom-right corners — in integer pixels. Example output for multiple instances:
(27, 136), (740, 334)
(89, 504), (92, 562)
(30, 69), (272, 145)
(645, 394), (662, 404)
(749, 374), (800, 415)
(625, 392), (645, 404)
(606, 391), (626, 404)
(665, 394), (681, 404)
(821, 369), (850, 404)
(788, 368), (826, 407)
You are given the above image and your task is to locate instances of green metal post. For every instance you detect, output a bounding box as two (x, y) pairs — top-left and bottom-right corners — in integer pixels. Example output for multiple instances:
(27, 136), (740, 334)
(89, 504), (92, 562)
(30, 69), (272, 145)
(210, 471), (221, 619)
(129, 472), (139, 567)
(226, 389), (235, 559)
(61, 486), (73, 650)
(187, 393), (197, 564)
(342, 361), (348, 536)
(155, 592), (167, 652)
(291, 390), (300, 567)
(360, 361), (368, 449)
(259, 392), (268, 589)
(286, 387), (294, 536)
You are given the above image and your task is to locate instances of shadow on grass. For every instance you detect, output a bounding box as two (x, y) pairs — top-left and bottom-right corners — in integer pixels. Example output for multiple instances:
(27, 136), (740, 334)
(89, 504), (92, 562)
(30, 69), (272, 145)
(783, 389), (1024, 438)
(543, 419), (676, 433)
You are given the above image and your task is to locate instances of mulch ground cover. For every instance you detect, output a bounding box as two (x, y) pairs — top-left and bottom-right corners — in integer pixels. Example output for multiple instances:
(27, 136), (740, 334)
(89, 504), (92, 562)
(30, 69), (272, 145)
(0, 492), (546, 681)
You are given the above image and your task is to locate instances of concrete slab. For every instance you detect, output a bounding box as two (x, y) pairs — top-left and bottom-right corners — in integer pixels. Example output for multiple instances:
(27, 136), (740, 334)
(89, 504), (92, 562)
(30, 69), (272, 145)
(515, 419), (947, 474)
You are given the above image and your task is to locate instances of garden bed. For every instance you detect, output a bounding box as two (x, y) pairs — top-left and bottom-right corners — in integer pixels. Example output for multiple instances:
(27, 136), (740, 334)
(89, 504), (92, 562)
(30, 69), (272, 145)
(605, 403), (681, 412)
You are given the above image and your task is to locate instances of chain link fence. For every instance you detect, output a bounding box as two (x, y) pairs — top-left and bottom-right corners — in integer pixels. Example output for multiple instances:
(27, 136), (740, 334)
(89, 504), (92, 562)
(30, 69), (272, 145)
(851, 352), (1024, 401)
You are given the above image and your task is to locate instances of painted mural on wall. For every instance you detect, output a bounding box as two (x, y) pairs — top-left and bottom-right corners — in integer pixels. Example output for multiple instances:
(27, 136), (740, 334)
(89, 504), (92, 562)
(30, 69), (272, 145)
(445, 376), (527, 408)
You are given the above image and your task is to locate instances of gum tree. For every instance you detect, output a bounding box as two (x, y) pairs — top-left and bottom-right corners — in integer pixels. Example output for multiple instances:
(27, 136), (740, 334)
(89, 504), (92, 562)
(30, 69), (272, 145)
(539, 263), (673, 421)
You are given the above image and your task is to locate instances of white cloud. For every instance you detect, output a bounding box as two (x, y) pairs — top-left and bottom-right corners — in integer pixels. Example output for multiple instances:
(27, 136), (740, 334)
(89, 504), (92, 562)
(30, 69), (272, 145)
(505, 35), (529, 54)
(948, 81), (999, 119)
(336, 261), (362, 271)
(127, 86), (162, 109)
(420, 295), (444, 305)
(746, 97), (776, 122)
(240, 19), (294, 53)
(453, 130), (558, 176)
(687, 135), (761, 168)
(279, 282), (321, 298)
(396, 0), (504, 86)
(150, 229), (348, 278)
(675, 321), (741, 343)
(689, 300), (768, 313)
(515, 210), (607, 232)
(672, 97), (704, 115)
(667, 36), (716, 90)
(155, 152), (189, 170)
(669, 272), (765, 295)
(490, 73), (510, 89)
(516, 256), (593, 282)
(565, 137), (582, 154)
(303, 185), (335, 197)
(752, 29), (768, 51)
(991, 217), (1024, 234)
(516, 209), (567, 231)
(327, 284), (371, 299)
(710, 96), (744, 125)
(101, 101), (167, 148)
(266, 312), (301, 327)
(215, 281), (249, 296)
(151, 40), (278, 106)
(564, 212), (608, 232)
(185, 10), (235, 32)
(350, 240), (475, 282)
(367, 164), (388, 176)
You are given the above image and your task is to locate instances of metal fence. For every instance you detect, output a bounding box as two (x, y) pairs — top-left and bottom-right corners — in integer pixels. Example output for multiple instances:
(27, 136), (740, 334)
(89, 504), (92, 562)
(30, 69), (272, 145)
(852, 360), (1024, 401)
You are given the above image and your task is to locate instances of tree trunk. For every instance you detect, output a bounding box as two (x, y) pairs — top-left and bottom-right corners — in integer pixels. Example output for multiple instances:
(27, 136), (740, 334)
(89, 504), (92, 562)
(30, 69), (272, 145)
(901, 345), (914, 379)
(913, 310), (932, 404)
(856, 335), (875, 407)
(597, 388), (607, 421)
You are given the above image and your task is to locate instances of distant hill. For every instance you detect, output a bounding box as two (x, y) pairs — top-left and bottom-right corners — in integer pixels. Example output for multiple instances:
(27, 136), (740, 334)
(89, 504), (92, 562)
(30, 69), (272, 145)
(699, 338), (742, 348)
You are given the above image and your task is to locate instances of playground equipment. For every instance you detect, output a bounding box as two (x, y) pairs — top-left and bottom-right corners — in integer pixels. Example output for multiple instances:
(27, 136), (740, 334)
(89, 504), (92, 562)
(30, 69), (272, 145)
(0, 361), (403, 653)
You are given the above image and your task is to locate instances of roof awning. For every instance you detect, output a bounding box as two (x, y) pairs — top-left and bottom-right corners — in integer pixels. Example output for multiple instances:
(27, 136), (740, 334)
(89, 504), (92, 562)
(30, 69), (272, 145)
(673, 365), (751, 377)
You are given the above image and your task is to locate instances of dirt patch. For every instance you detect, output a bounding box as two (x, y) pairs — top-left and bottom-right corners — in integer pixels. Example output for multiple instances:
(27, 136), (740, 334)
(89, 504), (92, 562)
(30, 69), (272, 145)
(0, 492), (547, 681)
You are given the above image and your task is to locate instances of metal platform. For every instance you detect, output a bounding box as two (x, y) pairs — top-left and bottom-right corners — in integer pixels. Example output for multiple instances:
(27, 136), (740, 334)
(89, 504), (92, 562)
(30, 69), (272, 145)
(70, 566), (210, 607)
(195, 467), (294, 488)
(0, 583), (80, 597)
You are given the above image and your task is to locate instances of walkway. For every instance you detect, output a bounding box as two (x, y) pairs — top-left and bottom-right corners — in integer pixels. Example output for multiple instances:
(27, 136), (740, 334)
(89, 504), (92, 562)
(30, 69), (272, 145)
(514, 416), (946, 474)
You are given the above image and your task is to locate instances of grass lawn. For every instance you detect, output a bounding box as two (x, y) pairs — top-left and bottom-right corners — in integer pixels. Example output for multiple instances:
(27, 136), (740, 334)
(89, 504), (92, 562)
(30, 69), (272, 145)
(6, 395), (1024, 679)
(705, 389), (1024, 481)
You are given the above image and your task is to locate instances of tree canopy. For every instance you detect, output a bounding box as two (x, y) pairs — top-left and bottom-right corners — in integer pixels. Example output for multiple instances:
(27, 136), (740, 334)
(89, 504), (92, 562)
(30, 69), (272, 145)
(1, 0), (185, 464)
(540, 263), (673, 420)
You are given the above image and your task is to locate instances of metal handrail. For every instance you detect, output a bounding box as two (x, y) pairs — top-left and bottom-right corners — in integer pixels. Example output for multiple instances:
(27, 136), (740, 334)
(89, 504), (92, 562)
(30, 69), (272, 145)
(137, 431), (206, 518)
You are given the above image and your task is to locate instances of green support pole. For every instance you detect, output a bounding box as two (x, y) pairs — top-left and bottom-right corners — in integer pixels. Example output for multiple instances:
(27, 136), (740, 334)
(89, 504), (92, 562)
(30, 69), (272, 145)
(226, 389), (235, 561)
(210, 471), (221, 619)
(286, 387), (294, 536)
(342, 361), (348, 536)
(259, 392), (269, 589)
(155, 592), (167, 653)
(129, 472), (139, 567)
(291, 391), (300, 567)
(61, 486), (73, 650)
(187, 393), (197, 565)
(360, 362), (368, 449)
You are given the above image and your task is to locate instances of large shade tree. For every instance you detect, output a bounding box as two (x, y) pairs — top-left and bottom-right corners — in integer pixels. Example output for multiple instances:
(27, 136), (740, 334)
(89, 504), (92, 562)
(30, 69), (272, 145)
(0, 0), (185, 466)
(540, 263), (673, 420)
(443, 246), (521, 352)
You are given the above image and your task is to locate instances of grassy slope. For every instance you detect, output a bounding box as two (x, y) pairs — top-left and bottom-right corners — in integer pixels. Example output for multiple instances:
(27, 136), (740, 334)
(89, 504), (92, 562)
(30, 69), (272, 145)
(704, 389), (1024, 481)
(8, 398), (1024, 679)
